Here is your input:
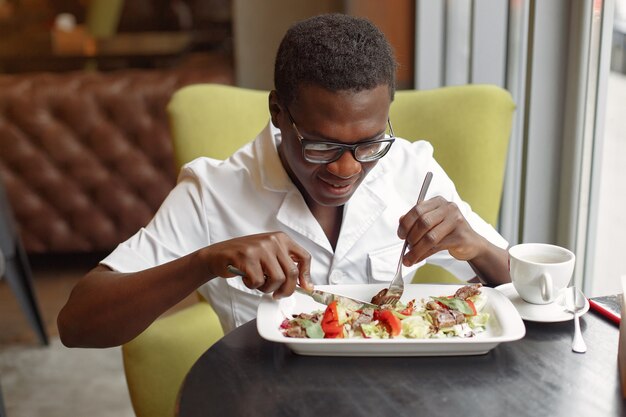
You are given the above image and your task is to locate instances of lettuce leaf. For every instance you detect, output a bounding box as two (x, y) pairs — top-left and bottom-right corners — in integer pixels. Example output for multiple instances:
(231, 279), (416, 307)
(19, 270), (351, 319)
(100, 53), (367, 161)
(294, 318), (324, 339)
(432, 296), (474, 315)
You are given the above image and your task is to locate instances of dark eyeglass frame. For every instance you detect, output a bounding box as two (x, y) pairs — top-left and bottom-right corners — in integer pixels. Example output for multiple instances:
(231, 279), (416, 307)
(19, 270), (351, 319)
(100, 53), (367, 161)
(284, 107), (396, 164)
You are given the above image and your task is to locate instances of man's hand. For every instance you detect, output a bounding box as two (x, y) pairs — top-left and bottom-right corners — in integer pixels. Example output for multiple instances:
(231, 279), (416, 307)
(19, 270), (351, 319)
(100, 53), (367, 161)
(200, 232), (313, 299)
(397, 196), (509, 286)
(398, 196), (486, 266)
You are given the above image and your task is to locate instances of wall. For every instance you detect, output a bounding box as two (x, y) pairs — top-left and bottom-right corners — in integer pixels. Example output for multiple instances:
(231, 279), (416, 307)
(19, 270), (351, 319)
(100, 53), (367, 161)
(232, 0), (342, 90)
(345, 0), (415, 89)
(232, 0), (415, 90)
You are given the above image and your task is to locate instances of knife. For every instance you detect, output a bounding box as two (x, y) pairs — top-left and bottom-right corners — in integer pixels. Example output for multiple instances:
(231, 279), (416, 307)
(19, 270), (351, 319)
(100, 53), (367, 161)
(226, 265), (379, 309)
(293, 287), (380, 309)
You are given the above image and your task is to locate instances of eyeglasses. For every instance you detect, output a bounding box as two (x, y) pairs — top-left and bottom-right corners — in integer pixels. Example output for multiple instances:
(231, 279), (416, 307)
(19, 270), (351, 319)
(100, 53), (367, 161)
(285, 107), (396, 164)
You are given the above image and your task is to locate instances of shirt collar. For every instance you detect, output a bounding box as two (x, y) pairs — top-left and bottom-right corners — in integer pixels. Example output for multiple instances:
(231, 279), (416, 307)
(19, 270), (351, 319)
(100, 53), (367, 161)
(255, 122), (294, 192)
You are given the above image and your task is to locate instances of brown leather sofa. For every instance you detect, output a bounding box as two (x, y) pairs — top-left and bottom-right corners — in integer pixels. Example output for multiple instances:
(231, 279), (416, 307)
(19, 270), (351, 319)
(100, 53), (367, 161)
(0, 66), (232, 254)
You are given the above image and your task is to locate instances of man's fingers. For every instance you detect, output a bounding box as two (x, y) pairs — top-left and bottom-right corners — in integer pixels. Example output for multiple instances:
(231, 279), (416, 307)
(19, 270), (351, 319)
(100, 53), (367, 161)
(240, 263), (268, 289)
(221, 232), (312, 298)
(397, 197), (440, 239)
(294, 250), (313, 291)
(404, 217), (456, 265)
(270, 267), (297, 299)
(273, 245), (312, 299)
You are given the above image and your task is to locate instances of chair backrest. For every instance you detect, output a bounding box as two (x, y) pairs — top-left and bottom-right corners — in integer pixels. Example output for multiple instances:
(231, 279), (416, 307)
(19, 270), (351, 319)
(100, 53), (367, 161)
(168, 84), (269, 168)
(392, 85), (514, 227)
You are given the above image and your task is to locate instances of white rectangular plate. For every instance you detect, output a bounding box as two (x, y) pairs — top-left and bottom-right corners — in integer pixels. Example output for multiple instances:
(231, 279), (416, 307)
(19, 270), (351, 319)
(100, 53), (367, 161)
(257, 283), (525, 356)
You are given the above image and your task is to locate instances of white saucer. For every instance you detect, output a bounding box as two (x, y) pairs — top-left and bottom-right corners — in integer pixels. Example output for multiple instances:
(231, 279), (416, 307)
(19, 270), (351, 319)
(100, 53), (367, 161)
(495, 283), (590, 323)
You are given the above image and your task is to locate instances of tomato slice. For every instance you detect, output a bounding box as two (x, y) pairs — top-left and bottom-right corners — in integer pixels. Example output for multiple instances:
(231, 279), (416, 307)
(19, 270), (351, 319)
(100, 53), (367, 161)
(466, 299), (477, 316)
(322, 301), (344, 338)
(400, 300), (415, 315)
(375, 309), (402, 336)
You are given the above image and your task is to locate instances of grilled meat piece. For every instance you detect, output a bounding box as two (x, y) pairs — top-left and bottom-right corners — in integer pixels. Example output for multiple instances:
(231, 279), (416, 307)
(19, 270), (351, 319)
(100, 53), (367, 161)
(293, 312), (318, 322)
(371, 288), (396, 306)
(428, 309), (456, 329)
(454, 284), (482, 300)
(428, 308), (467, 329)
(450, 309), (466, 324)
(283, 326), (307, 338)
(426, 299), (467, 329)
(426, 300), (444, 311)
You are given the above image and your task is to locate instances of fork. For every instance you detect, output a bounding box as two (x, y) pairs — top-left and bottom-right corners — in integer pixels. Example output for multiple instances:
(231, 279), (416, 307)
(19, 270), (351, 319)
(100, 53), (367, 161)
(376, 171), (433, 306)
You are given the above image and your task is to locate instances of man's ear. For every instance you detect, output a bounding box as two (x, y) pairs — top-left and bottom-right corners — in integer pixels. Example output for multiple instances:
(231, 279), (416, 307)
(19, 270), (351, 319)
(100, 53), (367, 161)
(268, 90), (282, 127)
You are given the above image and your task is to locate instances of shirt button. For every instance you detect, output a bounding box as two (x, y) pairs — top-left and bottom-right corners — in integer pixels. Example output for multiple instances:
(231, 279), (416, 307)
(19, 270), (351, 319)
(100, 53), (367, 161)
(329, 271), (343, 284)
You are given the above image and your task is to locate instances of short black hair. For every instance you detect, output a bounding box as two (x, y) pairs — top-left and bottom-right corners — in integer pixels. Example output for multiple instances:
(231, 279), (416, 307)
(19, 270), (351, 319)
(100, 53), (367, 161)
(274, 13), (397, 106)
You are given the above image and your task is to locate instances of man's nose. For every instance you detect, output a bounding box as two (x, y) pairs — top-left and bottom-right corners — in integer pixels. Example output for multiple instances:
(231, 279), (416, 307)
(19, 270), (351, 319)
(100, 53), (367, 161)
(326, 150), (362, 179)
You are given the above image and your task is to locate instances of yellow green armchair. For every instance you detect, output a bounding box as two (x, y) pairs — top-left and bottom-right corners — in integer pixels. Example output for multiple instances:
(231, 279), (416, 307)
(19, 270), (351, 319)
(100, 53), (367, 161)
(122, 302), (222, 417)
(122, 83), (514, 417)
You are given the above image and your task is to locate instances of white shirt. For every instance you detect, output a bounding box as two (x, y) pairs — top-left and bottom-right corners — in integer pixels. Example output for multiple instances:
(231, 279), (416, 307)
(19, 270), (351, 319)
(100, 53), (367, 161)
(101, 123), (508, 333)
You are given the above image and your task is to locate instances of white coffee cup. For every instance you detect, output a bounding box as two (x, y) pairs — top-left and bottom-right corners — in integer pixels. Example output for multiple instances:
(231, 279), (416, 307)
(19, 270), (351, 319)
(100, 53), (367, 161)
(508, 243), (575, 305)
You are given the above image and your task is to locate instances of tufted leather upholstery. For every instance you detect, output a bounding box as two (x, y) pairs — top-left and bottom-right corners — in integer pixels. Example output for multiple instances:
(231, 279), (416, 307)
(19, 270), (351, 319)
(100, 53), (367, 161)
(0, 67), (232, 253)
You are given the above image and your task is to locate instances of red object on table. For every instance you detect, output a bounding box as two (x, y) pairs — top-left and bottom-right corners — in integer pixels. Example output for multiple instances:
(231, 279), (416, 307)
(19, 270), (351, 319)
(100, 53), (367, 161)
(589, 297), (621, 325)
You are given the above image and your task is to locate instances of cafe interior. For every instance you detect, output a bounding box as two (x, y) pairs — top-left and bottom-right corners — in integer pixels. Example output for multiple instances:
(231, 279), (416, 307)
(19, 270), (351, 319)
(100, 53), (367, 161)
(1, 0), (625, 416)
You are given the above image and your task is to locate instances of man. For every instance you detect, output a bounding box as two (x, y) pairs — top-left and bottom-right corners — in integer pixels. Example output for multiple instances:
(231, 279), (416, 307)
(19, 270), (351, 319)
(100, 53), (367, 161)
(58, 14), (510, 348)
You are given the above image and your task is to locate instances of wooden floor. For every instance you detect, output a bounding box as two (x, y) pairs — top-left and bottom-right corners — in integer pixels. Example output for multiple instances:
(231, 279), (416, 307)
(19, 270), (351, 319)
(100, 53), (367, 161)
(0, 253), (196, 347)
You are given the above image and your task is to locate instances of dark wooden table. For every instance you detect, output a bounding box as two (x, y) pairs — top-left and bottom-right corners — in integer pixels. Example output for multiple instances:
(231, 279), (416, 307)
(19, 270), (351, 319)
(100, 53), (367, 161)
(177, 312), (624, 417)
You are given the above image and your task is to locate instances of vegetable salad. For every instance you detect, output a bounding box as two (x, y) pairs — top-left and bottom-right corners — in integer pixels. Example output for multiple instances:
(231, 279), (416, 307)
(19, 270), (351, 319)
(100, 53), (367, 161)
(280, 284), (489, 339)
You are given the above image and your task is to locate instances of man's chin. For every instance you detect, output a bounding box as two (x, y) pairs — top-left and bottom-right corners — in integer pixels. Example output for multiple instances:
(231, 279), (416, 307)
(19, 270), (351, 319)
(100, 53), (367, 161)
(314, 192), (354, 207)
